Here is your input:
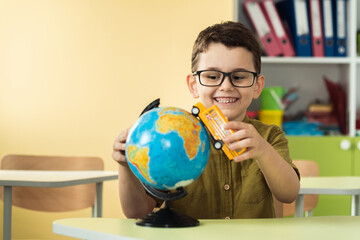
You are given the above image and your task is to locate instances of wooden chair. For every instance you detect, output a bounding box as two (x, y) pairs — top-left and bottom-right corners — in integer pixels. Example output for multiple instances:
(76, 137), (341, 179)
(274, 160), (319, 217)
(0, 154), (104, 214)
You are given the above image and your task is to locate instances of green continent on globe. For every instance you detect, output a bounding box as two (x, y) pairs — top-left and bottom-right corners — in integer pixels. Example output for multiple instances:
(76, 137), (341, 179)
(156, 108), (200, 159)
(126, 145), (155, 184)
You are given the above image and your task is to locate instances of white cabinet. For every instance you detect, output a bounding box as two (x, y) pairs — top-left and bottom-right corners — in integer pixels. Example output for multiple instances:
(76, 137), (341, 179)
(234, 0), (359, 137)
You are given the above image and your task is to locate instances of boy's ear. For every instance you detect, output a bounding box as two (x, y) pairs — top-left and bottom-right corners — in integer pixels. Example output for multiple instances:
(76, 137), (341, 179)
(253, 74), (265, 99)
(186, 74), (199, 98)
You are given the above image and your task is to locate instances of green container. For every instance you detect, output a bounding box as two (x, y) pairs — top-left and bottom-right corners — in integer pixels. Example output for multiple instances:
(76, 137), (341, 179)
(260, 87), (285, 110)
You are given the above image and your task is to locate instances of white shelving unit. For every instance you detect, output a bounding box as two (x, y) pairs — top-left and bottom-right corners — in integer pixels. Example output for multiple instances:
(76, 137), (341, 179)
(234, 0), (359, 137)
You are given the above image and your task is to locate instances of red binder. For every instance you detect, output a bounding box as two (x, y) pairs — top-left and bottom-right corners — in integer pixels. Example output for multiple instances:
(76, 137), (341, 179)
(308, 0), (324, 56)
(243, 0), (283, 56)
(259, 0), (295, 57)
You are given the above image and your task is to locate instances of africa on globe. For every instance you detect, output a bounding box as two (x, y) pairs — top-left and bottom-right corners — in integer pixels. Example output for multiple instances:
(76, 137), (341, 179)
(125, 106), (210, 191)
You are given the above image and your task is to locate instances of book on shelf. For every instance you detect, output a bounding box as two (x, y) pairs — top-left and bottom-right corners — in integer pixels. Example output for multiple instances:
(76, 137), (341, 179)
(308, 0), (325, 56)
(259, 0), (295, 56)
(276, 0), (312, 56)
(322, 0), (335, 56)
(243, 0), (283, 56)
(332, 0), (347, 57)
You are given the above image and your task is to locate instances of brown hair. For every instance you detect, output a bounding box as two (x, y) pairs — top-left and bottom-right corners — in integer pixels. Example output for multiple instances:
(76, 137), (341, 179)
(191, 21), (261, 74)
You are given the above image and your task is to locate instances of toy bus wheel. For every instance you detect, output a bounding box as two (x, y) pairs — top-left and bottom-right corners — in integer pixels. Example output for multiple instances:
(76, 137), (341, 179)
(214, 141), (223, 150)
(191, 106), (200, 116)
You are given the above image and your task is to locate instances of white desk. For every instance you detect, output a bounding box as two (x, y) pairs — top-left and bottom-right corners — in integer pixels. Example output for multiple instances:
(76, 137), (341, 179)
(0, 170), (118, 240)
(53, 216), (360, 240)
(296, 176), (360, 217)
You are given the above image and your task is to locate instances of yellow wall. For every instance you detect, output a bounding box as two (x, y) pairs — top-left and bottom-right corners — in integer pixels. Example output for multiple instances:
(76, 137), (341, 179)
(0, 0), (233, 239)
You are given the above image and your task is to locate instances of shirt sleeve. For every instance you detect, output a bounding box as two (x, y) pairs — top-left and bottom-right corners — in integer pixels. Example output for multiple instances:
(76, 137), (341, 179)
(267, 125), (301, 180)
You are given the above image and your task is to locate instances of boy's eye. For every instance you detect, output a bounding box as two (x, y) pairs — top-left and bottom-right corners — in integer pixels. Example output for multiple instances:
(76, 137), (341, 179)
(232, 72), (249, 81)
(203, 72), (222, 80)
(232, 75), (245, 80)
(208, 75), (220, 80)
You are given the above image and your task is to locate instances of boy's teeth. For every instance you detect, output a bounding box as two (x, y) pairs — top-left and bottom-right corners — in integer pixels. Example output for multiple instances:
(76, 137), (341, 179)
(215, 98), (237, 103)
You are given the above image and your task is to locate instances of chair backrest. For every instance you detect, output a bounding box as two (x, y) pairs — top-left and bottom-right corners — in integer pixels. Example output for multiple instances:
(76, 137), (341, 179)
(0, 154), (104, 212)
(283, 159), (319, 216)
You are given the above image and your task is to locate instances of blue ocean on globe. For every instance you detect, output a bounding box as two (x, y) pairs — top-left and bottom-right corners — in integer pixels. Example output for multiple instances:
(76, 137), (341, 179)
(125, 106), (210, 190)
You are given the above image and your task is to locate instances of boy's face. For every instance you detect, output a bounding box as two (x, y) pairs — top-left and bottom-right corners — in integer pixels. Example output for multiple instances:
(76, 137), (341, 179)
(187, 43), (264, 122)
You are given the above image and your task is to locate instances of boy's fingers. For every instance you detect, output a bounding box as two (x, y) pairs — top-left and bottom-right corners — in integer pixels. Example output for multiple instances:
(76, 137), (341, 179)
(117, 132), (126, 142)
(116, 127), (131, 142)
(224, 128), (245, 143)
(224, 121), (247, 130)
(233, 149), (253, 162)
(228, 139), (247, 151)
(120, 129), (129, 140)
(113, 142), (126, 151)
(119, 143), (126, 151)
(112, 151), (127, 163)
(112, 127), (132, 165)
(113, 141), (120, 151)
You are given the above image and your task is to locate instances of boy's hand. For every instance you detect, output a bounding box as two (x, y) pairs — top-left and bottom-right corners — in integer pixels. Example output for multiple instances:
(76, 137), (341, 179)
(112, 128), (130, 166)
(223, 121), (269, 163)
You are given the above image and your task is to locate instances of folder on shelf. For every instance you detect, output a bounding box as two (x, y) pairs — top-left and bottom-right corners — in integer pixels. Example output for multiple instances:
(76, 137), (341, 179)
(333, 0), (347, 57)
(308, 0), (324, 57)
(243, 0), (283, 56)
(259, 0), (295, 57)
(321, 0), (335, 56)
(276, 0), (312, 56)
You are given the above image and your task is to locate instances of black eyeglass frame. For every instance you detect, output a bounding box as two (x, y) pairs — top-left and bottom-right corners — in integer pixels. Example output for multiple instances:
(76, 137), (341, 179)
(192, 70), (258, 88)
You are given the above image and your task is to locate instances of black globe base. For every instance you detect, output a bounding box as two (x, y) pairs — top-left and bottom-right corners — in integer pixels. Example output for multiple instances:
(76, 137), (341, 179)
(136, 204), (199, 228)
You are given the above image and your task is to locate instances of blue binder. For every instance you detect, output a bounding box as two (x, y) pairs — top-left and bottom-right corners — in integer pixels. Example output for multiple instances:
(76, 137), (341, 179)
(333, 0), (347, 57)
(322, 0), (335, 56)
(277, 0), (312, 57)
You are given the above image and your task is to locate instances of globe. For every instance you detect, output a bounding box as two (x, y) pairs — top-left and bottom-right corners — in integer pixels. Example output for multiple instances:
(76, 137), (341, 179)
(125, 106), (210, 191)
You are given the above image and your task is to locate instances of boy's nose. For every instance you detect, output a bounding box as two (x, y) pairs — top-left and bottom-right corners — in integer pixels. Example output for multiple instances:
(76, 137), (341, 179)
(219, 76), (234, 90)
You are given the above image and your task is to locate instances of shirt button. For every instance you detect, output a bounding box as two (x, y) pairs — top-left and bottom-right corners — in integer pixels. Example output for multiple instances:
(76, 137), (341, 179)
(225, 216), (231, 220)
(224, 184), (230, 190)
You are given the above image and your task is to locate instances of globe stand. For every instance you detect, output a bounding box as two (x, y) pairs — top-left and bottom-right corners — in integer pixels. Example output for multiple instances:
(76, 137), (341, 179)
(134, 98), (199, 227)
(135, 183), (199, 228)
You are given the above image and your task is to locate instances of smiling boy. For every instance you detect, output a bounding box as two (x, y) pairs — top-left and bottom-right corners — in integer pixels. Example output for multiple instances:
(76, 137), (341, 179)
(113, 21), (300, 219)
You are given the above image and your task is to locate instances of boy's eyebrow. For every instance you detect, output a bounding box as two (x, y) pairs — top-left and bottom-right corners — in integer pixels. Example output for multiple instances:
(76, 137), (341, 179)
(202, 67), (256, 72)
(232, 67), (255, 72)
(200, 67), (221, 71)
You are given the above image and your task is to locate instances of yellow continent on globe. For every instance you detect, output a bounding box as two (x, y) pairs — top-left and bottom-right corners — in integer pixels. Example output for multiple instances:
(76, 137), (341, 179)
(157, 109), (200, 159)
(127, 145), (154, 184)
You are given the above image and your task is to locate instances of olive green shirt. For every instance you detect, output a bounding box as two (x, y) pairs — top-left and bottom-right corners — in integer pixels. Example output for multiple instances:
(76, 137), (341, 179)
(157, 116), (299, 219)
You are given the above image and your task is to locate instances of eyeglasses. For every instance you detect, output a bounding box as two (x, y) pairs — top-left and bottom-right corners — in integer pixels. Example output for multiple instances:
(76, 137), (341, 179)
(193, 70), (258, 88)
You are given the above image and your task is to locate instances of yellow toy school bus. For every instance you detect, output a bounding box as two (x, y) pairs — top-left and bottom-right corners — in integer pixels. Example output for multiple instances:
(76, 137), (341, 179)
(191, 102), (246, 160)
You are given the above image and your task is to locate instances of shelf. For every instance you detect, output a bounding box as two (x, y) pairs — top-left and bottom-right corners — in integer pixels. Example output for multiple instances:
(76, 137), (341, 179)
(235, 0), (358, 137)
(261, 57), (352, 64)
